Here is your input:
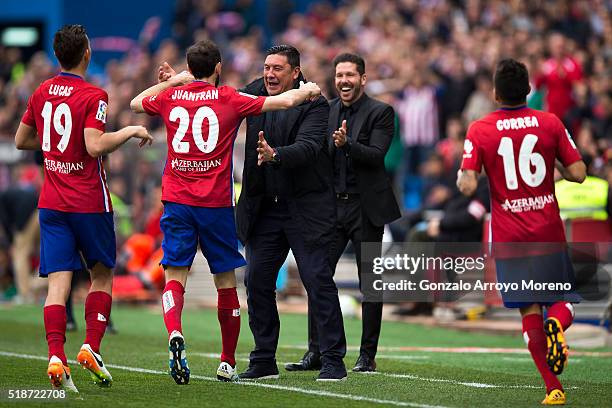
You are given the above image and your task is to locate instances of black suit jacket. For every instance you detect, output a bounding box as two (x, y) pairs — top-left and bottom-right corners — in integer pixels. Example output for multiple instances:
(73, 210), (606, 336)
(236, 75), (336, 247)
(328, 94), (401, 226)
(438, 178), (490, 242)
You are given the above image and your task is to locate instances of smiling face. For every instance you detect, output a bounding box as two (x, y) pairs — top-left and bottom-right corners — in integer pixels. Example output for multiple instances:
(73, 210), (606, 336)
(263, 54), (300, 95)
(335, 62), (366, 106)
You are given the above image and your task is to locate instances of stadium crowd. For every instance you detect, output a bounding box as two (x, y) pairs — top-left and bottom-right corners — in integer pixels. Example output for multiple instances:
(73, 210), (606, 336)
(1, 0), (611, 301)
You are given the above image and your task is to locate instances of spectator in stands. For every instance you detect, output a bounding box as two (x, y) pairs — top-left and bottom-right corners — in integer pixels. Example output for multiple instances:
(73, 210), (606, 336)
(463, 70), (496, 125)
(591, 90), (612, 143)
(397, 64), (439, 210)
(535, 32), (583, 124)
(434, 51), (475, 132)
(406, 175), (489, 244)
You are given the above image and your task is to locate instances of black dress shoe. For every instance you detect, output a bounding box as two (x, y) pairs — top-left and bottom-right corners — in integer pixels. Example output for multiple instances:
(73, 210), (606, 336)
(317, 363), (347, 381)
(352, 354), (376, 372)
(284, 351), (322, 371)
(238, 363), (279, 380)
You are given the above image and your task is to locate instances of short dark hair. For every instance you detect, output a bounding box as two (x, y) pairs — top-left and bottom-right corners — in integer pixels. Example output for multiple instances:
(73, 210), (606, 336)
(494, 59), (530, 105)
(265, 44), (300, 68)
(53, 25), (89, 70)
(186, 40), (221, 79)
(333, 53), (365, 75)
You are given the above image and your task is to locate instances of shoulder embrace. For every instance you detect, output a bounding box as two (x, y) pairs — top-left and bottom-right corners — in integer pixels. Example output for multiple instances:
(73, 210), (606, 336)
(310, 95), (329, 108)
(298, 95), (329, 114)
(242, 77), (265, 96)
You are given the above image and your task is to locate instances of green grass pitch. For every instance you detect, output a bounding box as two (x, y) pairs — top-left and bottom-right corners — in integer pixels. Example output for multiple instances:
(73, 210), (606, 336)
(1, 303), (611, 407)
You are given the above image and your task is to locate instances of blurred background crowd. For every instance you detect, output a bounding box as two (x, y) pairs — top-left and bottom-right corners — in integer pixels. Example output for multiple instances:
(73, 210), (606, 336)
(1, 0), (611, 305)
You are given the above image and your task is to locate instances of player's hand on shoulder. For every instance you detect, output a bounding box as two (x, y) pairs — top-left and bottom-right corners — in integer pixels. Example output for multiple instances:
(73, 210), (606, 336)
(299, 80), (321, 99)
(158, 62), (176, 83)
(128, 125), (154, 147)
(170, 70), (194, 86)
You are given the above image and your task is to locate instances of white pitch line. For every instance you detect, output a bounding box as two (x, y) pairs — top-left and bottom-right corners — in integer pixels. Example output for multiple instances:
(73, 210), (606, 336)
(501, 356), (582, 364)
(189, 352), (576, 390)
(365, 372), (579, 390)
(188, 352), (429, 362)
(376, 355), (430, 361)
(0, 351), (448, 408)
(190, 352), (427, 364)
(278, 345), (612, 357)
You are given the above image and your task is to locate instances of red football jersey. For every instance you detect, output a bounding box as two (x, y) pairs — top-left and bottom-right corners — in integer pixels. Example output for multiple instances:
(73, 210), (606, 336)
(535, 57), (582, 121)
(142, 81), (265, 207)
(461, 107), (581, 242)
(21, 73), (112, 213)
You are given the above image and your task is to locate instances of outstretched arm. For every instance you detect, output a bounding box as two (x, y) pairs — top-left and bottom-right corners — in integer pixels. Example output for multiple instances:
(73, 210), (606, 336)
(157, 61), (320, 112)
(130, 71), (193, 113)
(261, 81), (320, 112)
(84, 126), (153, 157)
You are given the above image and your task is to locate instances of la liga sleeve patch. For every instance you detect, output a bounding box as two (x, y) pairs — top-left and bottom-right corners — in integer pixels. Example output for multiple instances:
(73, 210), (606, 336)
(96, 100), (108, 123)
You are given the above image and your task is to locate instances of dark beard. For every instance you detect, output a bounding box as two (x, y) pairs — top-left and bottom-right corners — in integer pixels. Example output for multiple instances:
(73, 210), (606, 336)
(215, 75), (220, 87)
(337, 84), (360, 101)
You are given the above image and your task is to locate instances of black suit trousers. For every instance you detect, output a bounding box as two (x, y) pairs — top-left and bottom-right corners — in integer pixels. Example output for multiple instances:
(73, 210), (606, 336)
(245, 200), (346, 366)
(308, 196), (384, 359)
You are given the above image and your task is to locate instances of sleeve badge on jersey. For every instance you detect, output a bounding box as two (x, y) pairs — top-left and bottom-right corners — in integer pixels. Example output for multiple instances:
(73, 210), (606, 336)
(463, 139), (473, 158)
(96, 100), (108, 123)
(238, 91), (258, 99)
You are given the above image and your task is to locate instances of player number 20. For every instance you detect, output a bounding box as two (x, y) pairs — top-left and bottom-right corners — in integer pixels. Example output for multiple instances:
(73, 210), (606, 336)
(169, 106), (219, 153)
(41, 101), (72, 153)
(497, 134), (546, 190)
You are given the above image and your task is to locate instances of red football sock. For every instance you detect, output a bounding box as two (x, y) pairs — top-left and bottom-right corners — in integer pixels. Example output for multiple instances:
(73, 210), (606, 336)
(522, 313), (563, 393)
(217, 287), (240, 367)
(84, 291), (112, 354)
(162, 280), (185, 336)
(44, 305), (67, 365)
(547, 302), (574, 330)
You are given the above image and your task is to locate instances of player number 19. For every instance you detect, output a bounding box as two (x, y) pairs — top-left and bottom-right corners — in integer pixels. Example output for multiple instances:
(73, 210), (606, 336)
(497, 134), (546, 190)
(169, 106), (219, 153)
(41, 101), (72, 153)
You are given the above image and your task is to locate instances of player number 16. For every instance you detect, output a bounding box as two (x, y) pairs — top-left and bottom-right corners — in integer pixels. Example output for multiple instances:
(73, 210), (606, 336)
(497, 134), (546, 190)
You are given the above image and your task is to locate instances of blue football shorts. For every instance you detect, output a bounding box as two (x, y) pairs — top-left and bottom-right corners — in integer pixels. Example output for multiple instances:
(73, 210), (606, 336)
(39, 208), (116, 277)
(495, 250), (581, 308)
(160, 202), (246, 274)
